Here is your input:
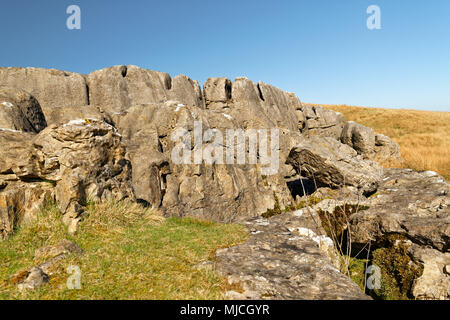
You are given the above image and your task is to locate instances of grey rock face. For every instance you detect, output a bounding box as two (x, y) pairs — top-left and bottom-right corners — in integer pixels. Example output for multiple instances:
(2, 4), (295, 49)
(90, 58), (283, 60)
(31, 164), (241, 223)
(286, 136), (383, 195)
(44, 104), (112, 126)
(374, 133), (402, 162)
(0, 86), (47, 132)
(409, 244), (450, 300)
(87, 65), (202, 114)
(0, 120), (134, 237)
(16, 267), (49, 291)
(341, 121), (402, 162)
(350, 169), (449, 252)
(1, 65), (448, 300)
(301, 105), (346, 140)
(0, 67), (88, 119)
(12, 239), (84, 291)
(115, 102), (293, 222)
(215, 211), (370, 300)
(341, 121), (376, 155)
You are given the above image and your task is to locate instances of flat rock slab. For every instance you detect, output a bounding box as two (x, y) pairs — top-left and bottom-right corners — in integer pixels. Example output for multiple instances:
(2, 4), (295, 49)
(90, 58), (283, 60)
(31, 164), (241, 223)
(350, 168), (450, 252)
(215, 211), (370, 300)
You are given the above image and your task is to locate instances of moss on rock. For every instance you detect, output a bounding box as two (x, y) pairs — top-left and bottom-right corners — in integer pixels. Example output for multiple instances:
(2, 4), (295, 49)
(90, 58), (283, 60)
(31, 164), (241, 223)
(371, 235), (423, 300)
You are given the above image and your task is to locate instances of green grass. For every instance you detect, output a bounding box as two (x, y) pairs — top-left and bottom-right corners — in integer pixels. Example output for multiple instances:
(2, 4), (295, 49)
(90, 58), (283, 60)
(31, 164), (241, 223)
(0, 200), (248, 300)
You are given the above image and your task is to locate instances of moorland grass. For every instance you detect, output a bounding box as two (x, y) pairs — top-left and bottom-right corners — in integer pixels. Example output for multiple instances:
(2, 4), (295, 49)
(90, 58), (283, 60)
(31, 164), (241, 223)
(0, 200), (248, 300)
(316, 103), (450, 179)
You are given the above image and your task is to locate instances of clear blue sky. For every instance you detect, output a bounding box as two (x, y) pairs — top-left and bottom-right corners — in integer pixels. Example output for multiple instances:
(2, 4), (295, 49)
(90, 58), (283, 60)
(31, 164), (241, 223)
(0, 0), (449, 111)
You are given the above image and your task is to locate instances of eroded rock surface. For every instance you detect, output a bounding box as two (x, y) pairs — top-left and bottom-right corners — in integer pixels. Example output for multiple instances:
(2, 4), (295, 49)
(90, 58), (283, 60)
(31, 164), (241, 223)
(350, 169), (449, 252)
(341, 121), (402, 162)
(0, 86), (47, 133)
(0, 120), (134, 237)
(301, 105), (346, 140)
(286, 136), (383, 195)
(215, 211), (370, 300)
(0, 67), (88, 119)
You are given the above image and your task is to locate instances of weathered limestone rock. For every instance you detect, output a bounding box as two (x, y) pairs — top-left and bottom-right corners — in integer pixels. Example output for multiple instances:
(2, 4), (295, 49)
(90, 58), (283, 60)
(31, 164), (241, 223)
(203, 77), (232, 106)
(116, 102), (293, 222)
(0, 86), (47, 133)
(0, 182), (54, 239)
(44, 105), (112, 126)
(87, 65), (202, 114)
(373, 133), (402, 162)
(341, 121), (376, 155)
(286, 136), (383, 195)
(169, 74), (203, 107)
(409, 244), (450, 300)
(0, 67), (88, 119)
(215, 211), (370, 300)
(350, 169), (449, 252)
(301, 105), (346, 139)
(341, 121), (402, 162)
(16, 267), (49, 291)
(0, 120), (134, 237)
(33, 120), (134, 232)
(35, 239), (84, 262)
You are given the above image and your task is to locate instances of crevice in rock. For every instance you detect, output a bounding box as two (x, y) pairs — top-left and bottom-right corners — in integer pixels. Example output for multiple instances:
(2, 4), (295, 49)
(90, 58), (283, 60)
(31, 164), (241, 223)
(257, 83), (265, 102)
(225, 80), (232, 101)
(164, 74), (172, 90)
(85, 82), (90, 105)
(18, 176), (56, 186)
(120, 65), (128, 78)
(286, 178), (316, 198)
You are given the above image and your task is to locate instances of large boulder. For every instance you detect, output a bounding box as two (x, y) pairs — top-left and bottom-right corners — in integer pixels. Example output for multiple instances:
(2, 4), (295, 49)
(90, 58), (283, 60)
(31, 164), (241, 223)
(373, 133), (402, 162)
(0, 67), (88, 119)
(301, 105), (346, 140)
(0, 120), (134, 237)
(0, 86), (47, 133)
(286, 136), (383, 195)
(341, 121), (376, 155)
(341, 121), (402, 162)
(409, 244), (450, 300)
(44, 105), (112, 126)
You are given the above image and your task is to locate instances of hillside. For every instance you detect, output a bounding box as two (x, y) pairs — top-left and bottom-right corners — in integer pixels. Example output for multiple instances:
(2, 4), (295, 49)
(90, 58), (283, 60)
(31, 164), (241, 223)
(317, 104), (450, 179)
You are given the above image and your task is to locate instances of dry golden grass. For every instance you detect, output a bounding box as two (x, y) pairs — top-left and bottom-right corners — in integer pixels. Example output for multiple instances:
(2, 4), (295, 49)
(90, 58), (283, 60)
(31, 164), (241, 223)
(310, 103), (450, 180)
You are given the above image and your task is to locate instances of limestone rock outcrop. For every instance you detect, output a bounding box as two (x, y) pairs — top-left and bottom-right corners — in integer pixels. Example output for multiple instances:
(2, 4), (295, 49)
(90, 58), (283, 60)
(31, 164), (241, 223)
(0, 67), (88, 119)
(350, 169), (449, 251)
(115, 102), (292, 222)
(0, 119), (134, 237)
(305, 168), (449, 300)
(341, 121), (402, 162)
(1, 65), (447, 300)
(301, 104), (346, 140)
